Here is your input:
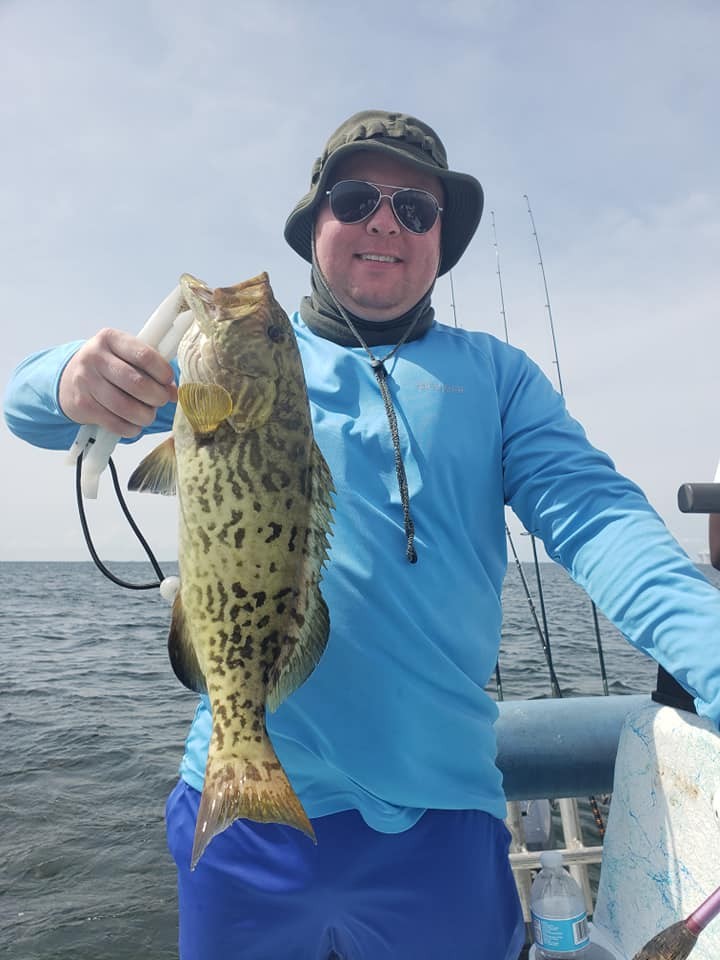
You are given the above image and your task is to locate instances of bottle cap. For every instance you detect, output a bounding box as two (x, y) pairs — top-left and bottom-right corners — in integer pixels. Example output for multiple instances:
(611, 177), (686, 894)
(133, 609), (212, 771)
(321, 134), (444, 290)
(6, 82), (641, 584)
(540, 850), (563, 869)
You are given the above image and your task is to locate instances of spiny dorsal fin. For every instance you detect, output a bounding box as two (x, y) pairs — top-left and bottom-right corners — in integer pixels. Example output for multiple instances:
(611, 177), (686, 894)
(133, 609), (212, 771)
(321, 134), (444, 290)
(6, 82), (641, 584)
(127, 436), (177, 495)
(168, 592), (207, 694)
(178, 382), (233, 438)
(266, 440), (335, 711)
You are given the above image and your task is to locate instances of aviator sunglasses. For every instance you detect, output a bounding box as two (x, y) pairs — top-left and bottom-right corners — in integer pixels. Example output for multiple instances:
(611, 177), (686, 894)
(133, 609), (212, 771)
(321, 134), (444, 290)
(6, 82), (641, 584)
(326, 179), (443, 235)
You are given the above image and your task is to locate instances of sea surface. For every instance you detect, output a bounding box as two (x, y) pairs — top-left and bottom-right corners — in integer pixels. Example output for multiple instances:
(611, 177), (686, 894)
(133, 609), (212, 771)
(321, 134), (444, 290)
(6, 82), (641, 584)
(2, 559), (718, 959)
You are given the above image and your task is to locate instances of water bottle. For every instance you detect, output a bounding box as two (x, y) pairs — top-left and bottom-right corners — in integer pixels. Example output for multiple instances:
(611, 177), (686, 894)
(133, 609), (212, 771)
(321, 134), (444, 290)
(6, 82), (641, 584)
(530, 850), (590, 958)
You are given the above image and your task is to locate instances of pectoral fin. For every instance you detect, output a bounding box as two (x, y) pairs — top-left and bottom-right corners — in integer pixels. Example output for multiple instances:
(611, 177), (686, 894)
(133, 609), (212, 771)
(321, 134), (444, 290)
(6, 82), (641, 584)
(178, 382), (233, 439)
(127, 436), (177, 495)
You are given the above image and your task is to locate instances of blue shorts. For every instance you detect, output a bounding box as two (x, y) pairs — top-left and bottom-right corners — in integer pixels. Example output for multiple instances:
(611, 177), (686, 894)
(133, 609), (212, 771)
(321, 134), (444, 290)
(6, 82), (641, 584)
(166, 780), (525, 960)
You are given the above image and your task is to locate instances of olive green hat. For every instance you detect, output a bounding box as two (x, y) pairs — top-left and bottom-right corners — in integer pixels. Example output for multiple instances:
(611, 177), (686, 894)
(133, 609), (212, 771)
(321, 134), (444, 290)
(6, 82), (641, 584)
(284, 109), (484, 277)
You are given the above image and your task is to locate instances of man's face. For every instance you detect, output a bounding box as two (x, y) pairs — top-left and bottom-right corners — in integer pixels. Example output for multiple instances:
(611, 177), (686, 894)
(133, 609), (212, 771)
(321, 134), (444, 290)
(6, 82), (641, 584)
(314, 153), (443, 322)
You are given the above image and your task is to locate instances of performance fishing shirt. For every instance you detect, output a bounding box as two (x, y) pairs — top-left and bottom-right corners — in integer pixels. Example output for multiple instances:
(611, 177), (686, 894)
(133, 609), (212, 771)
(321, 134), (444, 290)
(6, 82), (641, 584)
(6, 315), (720, 831)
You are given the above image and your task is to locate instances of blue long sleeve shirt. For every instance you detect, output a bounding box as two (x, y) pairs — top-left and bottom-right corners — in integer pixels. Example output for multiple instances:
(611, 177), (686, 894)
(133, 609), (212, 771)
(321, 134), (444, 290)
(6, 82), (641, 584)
(5, 314), (720, 830)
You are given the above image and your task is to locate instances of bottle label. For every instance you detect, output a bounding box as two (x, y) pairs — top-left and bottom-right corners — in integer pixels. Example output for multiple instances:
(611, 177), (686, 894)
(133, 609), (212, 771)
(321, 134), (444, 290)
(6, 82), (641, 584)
(531, 910), (590, 953)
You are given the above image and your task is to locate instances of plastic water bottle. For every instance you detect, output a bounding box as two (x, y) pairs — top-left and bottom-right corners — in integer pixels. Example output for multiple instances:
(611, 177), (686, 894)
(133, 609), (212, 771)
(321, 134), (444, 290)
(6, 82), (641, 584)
(530, 850), (590, 958)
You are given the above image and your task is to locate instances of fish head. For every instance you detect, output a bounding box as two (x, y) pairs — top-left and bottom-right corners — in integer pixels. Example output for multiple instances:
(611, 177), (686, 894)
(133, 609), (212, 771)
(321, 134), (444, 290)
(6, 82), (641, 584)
(177, 272), (298, 399)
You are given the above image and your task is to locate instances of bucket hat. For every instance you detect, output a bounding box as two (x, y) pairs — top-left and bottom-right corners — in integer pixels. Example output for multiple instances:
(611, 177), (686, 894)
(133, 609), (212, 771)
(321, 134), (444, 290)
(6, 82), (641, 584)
(284, 110), (484, 276)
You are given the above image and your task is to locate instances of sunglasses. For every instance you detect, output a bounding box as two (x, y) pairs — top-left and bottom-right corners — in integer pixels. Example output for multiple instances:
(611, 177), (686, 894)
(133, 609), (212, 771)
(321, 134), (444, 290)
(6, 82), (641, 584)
(325, 179), (443, 234)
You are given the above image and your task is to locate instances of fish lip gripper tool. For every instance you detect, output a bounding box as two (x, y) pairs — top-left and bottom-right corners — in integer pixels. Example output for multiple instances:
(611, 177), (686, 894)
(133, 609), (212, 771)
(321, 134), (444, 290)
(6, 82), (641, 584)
(67, 284), (194, 499)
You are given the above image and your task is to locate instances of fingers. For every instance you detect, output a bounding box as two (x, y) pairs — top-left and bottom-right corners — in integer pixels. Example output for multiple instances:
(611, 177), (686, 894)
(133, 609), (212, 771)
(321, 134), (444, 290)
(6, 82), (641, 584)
(105, 329), (178, 393)
(59, 329), (178, 436)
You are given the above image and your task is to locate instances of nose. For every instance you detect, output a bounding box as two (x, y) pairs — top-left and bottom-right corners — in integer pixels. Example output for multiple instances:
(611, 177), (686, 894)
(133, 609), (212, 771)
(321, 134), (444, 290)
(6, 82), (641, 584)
(365, 196), (400, 235)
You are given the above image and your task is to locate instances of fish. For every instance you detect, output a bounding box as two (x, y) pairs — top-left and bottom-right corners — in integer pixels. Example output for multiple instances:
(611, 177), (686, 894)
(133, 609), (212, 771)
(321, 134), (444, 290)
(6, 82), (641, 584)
(128, 271), (334, 869)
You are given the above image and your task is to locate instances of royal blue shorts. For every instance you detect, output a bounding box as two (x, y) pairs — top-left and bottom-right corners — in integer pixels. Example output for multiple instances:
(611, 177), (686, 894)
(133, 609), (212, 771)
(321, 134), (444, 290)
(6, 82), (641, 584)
(166, 780), (525, 960)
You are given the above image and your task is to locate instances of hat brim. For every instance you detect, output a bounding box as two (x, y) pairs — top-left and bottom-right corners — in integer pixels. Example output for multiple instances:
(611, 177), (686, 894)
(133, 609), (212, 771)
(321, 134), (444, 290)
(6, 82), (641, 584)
(284, 140), (484, 277)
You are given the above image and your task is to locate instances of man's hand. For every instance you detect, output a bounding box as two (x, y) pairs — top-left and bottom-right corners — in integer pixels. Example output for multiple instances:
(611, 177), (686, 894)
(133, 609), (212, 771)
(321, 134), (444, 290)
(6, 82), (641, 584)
(59, 328), (178, 436)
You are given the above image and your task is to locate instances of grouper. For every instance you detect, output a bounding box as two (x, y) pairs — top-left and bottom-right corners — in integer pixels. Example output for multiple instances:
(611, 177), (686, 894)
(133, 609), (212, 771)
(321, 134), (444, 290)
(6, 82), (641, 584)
(129, 272), (334, 869)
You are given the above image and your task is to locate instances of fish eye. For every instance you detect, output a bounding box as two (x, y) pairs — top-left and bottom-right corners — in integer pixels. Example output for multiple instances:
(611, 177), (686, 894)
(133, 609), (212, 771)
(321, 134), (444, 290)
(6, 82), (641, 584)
(267, 325), (285, 343)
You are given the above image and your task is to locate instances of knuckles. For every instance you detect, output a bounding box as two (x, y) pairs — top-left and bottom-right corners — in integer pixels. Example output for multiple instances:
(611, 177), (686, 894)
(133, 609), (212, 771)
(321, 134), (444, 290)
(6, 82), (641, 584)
(63, 328), (167, 433)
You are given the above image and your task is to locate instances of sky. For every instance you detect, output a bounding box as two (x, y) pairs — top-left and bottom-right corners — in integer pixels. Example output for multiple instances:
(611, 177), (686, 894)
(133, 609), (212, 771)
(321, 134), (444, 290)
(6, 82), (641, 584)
(1, 0), (718, 566)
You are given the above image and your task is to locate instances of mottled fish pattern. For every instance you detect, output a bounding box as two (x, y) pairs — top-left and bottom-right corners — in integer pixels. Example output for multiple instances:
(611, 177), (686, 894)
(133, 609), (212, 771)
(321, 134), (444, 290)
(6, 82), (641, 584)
(129, 272), (334, 869)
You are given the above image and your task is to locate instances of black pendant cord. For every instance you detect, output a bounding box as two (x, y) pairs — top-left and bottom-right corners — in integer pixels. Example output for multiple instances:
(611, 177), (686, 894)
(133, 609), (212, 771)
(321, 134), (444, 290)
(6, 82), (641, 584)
(326, 306), (420, 563)
(371, 359), (417, 563)
(310, 249), (420, 563)
(75, 450), (166, 589)
(336, 305), (420, 563)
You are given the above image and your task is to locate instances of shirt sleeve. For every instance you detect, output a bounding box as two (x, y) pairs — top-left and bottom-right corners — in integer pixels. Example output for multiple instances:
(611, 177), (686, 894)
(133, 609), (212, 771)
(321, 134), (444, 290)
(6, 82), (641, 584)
(3, 341), (178, 450)
(497, 345), (720, 728)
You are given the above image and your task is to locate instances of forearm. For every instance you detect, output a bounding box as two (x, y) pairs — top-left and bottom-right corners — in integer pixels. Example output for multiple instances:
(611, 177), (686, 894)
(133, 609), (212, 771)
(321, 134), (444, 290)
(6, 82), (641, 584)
(501, 355), (720, 726)
(4, 340), (178, 450)
(4, 342), (86, 450)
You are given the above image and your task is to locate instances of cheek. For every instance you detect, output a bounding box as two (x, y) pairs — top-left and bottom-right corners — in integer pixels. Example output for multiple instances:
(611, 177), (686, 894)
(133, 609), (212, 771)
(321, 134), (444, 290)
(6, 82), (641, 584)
(416, 229), (442, 280)
(313, 207), (340, 270)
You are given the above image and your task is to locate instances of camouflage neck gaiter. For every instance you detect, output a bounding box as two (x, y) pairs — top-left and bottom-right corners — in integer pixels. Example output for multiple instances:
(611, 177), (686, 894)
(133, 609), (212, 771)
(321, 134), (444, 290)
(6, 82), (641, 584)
(299, 264), (435, 348)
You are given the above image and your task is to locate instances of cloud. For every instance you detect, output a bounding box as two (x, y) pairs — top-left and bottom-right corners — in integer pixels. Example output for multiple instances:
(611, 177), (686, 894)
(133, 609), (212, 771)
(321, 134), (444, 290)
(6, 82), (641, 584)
(2, 0), (719, 562)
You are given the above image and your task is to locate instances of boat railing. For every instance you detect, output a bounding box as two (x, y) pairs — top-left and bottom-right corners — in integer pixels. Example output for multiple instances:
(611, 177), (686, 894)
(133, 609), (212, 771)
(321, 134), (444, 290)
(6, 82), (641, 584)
(496, 694), (648, 919)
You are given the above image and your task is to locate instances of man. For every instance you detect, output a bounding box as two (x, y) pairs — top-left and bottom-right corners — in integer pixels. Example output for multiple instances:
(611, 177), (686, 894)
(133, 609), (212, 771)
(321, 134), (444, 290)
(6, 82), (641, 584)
(5, 110), (720, 960)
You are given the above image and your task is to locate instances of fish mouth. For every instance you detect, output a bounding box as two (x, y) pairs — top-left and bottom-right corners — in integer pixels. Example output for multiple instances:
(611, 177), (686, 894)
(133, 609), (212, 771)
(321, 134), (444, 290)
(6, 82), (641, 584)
(180, 272), (270, 334)
(177, 271), (278, 384)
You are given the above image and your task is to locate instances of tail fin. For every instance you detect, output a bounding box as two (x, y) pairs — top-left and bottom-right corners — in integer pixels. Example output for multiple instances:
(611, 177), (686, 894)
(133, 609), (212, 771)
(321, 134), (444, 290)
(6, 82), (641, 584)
(191, 746), (315, 869)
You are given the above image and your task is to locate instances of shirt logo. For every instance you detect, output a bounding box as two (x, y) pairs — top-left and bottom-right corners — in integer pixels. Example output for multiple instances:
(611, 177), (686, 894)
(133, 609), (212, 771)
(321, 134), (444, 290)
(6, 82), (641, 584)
(416, 382), (464, 394)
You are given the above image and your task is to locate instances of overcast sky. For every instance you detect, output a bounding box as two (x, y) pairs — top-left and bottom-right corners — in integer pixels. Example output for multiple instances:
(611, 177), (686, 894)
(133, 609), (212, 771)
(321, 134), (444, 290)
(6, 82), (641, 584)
(1, 0), (718, 567)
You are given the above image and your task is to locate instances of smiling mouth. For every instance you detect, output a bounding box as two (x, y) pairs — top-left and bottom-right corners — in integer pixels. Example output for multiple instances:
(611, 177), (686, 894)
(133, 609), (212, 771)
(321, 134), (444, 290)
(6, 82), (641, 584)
(357, 253), (401, 263)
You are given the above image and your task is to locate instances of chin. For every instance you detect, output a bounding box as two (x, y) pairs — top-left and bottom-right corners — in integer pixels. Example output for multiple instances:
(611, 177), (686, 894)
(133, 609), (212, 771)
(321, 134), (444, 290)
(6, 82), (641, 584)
(355, 307), (406, 322)
(346, 294), (409, 320)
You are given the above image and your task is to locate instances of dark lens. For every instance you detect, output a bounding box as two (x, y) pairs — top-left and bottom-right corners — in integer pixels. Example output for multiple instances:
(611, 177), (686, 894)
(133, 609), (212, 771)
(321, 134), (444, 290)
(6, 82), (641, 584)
(392, 189), (439, 233)
(329, 180), (381, 223)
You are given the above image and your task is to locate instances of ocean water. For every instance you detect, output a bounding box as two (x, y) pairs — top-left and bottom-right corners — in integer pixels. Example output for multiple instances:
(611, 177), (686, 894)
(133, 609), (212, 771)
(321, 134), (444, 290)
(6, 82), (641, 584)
(2, 559), (718, 959)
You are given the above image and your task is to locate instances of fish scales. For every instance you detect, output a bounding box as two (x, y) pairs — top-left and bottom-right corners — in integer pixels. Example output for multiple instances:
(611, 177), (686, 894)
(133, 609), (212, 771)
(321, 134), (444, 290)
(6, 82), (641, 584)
(128, 272), (334, 869)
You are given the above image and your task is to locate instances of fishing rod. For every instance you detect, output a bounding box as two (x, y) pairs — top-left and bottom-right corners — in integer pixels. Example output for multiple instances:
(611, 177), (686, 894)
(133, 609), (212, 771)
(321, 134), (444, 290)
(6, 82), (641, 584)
(491, 210), (560, 697)
(448, 270), (459, 328)
(494, 209), (553, 652)
(524, 194), (611, 697)
(491, 211), (510, 344)
(523, 198), (612, 851)
(524, 195), (564, 398)
(506, 523), (563, 698)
